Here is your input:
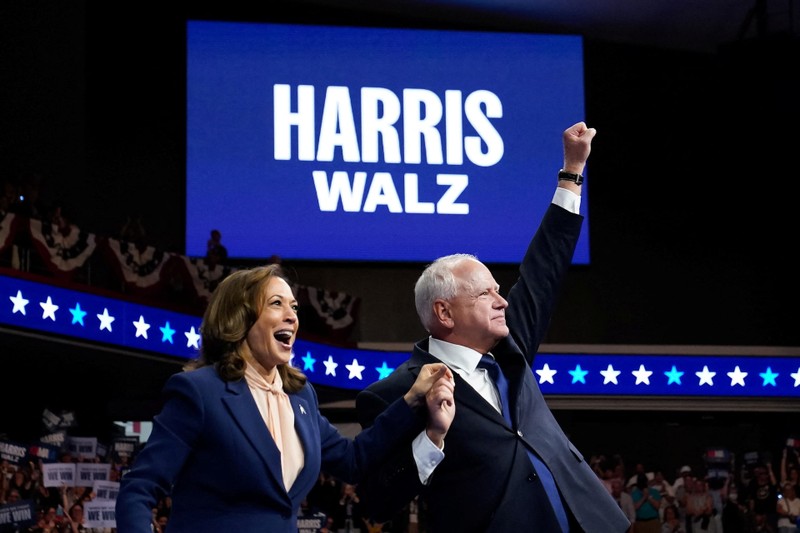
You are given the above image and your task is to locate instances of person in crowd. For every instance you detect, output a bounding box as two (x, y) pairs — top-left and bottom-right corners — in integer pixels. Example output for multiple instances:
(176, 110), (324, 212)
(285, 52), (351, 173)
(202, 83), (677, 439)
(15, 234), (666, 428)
(205, 229), (228, 264)
(652, 470), (676, 519)
(748, 462), (781, 531)
(632, 473), (663, 533)
(8, 465), (34, 501)
(673, 466), (694, 532)
(355, 122), (630, 532)
(115, 264), (456, 532)
(661, 504), (686, 533)
(61, 502), (87, 533)
(777, 481), (800, 533)
(707, 472), (729, 533)
(333, 482), (364, 532)
(32, 505), (61, 533)
(611, 477), (636, 531)
(627, 463), (651, 490)
(721, 473), (748, 533)
(673, 465), (694, 493)
(753, 510), (778, 533)
(781, 447), (800, 493)
(685, 476), (716, 533)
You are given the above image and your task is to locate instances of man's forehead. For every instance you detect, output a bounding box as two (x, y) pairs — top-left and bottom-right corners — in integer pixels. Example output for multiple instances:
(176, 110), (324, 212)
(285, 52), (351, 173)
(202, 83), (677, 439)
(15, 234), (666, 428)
(455, 261), (497, 288)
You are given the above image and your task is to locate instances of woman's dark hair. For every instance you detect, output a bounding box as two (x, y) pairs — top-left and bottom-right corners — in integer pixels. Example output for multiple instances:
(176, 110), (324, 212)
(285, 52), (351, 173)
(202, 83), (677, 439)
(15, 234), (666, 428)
(184, 263), (307, 392)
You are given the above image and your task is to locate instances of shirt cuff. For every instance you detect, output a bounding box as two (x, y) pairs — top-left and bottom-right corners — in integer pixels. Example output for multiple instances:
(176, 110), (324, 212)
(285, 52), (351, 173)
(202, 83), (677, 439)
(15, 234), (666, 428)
(552, 187), (581, 214)
(412, 430), (445, 485)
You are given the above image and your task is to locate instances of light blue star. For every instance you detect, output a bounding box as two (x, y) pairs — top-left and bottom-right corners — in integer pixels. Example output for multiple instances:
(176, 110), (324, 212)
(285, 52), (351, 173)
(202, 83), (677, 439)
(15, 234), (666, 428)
(159, 321), (175, 344)
(69, 303), (87, 326)
(376, 362), (394, 380)
(302, 351), (316, 371)
(759, 367), (778, 387)
(568, 364), (588, 384)
(664, 365), (684, 385)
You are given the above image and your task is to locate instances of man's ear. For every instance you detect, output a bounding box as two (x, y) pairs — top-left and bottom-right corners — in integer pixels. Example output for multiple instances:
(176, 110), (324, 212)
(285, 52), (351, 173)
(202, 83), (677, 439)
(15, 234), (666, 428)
(433, 299), (454, 328)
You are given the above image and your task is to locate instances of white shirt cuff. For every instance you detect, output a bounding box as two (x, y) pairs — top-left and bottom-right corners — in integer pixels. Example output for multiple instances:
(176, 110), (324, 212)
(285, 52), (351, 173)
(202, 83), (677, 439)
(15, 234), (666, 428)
(552, 187), (581, 214)
(412, 430), (445, 484)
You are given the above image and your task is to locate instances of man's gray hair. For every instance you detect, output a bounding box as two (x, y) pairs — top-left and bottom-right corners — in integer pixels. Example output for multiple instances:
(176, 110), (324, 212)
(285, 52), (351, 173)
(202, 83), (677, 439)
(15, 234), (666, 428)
(414, 253), (479, 332)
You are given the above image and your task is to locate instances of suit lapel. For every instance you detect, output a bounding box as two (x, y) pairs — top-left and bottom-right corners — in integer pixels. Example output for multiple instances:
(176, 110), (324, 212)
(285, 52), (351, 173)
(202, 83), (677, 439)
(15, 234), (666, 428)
(288, 394), (315, 499)
(414, 340), (507, 426)
(222, 379), (285, 490)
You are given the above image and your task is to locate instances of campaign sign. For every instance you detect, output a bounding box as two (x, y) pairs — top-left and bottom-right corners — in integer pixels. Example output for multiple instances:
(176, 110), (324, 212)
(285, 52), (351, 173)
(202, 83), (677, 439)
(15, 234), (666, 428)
(76, 463), (111, 487)
(186, 21), (589, 264)
(93, 480), (120, 501)
(0, 500), (36, 529)
(42, 462), (76, 488)
(68, 436), (98, 460)
(84, 500), (116, 529)
(297, 511), (328, 533)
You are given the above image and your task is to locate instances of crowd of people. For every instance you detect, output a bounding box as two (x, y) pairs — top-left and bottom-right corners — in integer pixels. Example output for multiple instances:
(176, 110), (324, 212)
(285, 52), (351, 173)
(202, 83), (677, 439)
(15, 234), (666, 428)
(594, 447), (800, 533)
(2, 443), (798, 532)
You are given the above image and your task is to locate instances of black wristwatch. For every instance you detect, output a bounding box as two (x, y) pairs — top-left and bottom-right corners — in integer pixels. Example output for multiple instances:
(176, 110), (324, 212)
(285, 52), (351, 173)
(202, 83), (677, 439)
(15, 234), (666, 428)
(558, 169), (584, 185)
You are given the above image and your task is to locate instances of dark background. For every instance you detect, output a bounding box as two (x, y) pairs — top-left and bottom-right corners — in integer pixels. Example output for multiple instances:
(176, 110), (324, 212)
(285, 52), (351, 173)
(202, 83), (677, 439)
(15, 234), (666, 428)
(1, 0), (798, 476)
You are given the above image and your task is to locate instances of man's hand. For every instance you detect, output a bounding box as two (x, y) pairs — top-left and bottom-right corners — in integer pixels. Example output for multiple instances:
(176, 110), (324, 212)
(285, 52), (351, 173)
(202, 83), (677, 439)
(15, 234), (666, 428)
(562, 121), (597, 176)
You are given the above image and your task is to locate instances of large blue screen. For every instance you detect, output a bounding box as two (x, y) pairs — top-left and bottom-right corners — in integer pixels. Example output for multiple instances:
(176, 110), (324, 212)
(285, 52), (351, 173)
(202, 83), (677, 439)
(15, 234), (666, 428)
(185, 21), (590, 263)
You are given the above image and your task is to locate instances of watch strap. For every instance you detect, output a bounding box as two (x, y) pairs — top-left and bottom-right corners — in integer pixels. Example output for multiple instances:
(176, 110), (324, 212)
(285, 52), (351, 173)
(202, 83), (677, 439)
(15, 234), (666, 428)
(558, 169), (584, 185)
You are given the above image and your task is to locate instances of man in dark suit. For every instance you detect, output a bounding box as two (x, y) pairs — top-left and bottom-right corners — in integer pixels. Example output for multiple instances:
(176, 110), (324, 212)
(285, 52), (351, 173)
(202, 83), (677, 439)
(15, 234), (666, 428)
(355, 122), (630, 532)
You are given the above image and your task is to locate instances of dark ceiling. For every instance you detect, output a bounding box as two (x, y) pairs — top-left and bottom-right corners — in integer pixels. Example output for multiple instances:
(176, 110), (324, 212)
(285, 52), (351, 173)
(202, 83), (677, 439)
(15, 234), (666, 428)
(308, 0), (795, 54)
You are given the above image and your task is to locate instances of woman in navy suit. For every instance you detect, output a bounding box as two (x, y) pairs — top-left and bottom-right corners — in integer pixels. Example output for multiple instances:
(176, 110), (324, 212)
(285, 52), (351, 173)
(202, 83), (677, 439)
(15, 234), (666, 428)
(115, 264), (455, 532)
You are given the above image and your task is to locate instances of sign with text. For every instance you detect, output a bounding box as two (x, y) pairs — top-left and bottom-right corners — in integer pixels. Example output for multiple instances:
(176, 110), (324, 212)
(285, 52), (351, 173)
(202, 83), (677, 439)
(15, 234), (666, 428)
(42, 462), (75, 487)
(68, 435), (98, 460)
(186, 21), (589, 264)
(93, 480), (120, 501)
(0, 500), (36, 529)
(76, 463), (111, 487)
(84, 500), (116, 529)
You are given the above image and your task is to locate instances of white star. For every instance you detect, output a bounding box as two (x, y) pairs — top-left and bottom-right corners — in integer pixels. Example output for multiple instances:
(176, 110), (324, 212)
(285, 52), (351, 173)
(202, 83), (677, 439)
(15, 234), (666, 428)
(300, 405), (306, 415)
(696, 365), (716, 386)
(346, 358), (365, 380)
(790, 367), (800, 388)
(184, 326), (201, 349)
(632, 364), (653, 385)
(727, 366), (748, 387)
(600, 364), (621, 385)
(9, 290), (29, 315)
(133, 315), (150, 339)
(535, 363), (557, 384)
(97, 308), (115, 332)
(39, 296), (59, 321)
(323, 356), (338, 376)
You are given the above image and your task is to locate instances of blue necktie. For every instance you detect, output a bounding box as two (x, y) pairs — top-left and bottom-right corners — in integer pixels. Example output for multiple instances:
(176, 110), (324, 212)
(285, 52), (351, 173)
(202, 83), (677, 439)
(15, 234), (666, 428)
(478, 355), (570, 533)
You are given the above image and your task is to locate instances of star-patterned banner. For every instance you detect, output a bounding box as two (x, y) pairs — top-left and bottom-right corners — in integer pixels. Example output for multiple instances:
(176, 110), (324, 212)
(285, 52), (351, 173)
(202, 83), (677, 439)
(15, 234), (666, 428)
(2, 272), (201, 359)
(2, 271), (799, 397)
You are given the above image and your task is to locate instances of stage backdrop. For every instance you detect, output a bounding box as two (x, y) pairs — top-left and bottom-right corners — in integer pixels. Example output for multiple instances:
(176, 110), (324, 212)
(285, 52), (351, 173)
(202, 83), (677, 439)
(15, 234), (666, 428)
(185, 20), (589, 264)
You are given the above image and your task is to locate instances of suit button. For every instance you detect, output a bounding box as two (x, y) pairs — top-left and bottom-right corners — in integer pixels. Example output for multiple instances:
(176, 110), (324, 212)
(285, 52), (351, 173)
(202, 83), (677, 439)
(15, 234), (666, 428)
(528, 473), (538, 481)
(517, 430), (524, 437)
